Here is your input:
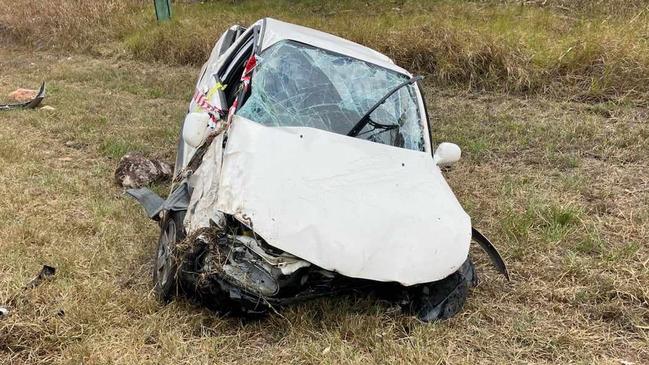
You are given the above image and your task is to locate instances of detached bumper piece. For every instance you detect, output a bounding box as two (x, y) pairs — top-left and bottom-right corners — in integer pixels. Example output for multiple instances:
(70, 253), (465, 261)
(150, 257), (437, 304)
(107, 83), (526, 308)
(169, 218), (478, 322)
(472, 227), (510, 280)
(0, 82), (46, 111)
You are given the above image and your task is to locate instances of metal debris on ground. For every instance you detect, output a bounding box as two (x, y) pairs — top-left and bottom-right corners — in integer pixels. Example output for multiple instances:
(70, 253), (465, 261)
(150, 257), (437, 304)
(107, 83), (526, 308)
(114, 152), (172, 189)
(0, 307), (8, 317)
(1, 82), (46, 110)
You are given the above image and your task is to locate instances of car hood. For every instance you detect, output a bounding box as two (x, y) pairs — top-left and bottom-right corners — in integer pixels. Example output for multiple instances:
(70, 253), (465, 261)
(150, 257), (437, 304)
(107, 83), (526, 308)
(193, 116), (471, 286)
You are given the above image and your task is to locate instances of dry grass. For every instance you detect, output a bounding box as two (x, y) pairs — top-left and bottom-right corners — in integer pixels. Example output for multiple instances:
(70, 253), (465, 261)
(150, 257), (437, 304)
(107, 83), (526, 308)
(0, 0), (143, 50)
(126, 0), (649, 102)
(1, 1), (648, 363)
(1, 43), (648, 364)
(3, 0), (649, 102)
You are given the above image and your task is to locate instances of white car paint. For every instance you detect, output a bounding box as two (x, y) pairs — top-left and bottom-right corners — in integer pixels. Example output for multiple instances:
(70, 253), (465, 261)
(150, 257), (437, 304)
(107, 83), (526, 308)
(188, 117), (471, 286)
(181, 18), (471, 286)
(178, 18), (432, 172)
(259, 18), (411, 76)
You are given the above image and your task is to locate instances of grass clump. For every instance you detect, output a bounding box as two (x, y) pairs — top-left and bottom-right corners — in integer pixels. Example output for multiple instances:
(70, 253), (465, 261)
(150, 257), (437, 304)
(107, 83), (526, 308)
(99, 138), (147, 160)
(0, 0), (142, 50)
(3, 0), (649, 101)
(125, 19), (214, 66)
(122, 1), (649, 102)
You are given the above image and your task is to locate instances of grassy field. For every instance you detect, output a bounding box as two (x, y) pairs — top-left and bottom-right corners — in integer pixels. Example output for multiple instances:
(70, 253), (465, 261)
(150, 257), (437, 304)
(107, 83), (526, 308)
(1, 1), (649, 364)
(2, 0), (649, 101)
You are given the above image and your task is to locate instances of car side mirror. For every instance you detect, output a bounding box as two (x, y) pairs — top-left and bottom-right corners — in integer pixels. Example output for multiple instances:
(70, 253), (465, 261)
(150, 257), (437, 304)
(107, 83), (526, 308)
(182, 112), (211, 148)
(433, 142), (461, 167)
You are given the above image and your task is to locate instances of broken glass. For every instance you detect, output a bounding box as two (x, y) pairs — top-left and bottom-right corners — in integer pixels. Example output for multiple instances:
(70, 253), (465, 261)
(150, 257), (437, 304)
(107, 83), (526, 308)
(237, 41), (425, 151)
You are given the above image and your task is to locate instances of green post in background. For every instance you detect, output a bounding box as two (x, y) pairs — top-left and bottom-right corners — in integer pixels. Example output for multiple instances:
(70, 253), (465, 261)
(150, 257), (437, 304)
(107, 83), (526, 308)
(154, 0), (172, 22)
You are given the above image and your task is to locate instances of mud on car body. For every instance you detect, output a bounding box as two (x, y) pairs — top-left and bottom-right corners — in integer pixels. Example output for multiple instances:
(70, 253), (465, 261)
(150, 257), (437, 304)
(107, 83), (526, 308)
(128, 18), (508, 321)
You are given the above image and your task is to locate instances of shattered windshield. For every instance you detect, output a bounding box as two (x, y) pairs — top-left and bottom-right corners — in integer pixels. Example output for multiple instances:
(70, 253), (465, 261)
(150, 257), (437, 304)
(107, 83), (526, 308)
(237, 41), (425, 151)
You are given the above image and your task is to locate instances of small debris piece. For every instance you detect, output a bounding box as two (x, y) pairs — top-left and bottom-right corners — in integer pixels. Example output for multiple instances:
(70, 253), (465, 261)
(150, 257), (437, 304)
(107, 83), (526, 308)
(8, 88), (38, 103)
(64, 140), (86, 149)
(144, 335), (157, 345)
(2, 265), (56, 311)
(115, 152), (173, 188)
(41, 105), (56, 111)
(1, 82), (46, 111)
(25, 265), (56, 289)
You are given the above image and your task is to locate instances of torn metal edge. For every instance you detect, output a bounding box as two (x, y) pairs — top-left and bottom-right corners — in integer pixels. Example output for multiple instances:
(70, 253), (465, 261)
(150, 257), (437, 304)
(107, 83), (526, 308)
(126, 182), (191, 220)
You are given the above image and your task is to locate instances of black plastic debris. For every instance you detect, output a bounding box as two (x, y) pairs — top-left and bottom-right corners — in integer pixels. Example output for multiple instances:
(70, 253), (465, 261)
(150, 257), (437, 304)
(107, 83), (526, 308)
(25, 265), (56, 289)
(1, 265), (56, 316)
(472, 228), (510, 281)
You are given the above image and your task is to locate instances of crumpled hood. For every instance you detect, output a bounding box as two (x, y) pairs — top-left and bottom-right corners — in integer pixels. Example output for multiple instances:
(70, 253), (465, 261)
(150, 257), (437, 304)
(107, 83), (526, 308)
(213, 116), (471, 286)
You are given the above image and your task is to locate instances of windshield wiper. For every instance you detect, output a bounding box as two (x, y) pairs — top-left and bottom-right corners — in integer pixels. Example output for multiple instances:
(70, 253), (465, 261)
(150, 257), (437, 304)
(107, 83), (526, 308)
(347, 75), (422, 137)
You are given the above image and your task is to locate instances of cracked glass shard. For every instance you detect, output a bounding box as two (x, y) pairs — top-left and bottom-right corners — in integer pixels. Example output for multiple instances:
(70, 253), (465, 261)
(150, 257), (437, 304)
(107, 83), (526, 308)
(237, 40), (425, 151)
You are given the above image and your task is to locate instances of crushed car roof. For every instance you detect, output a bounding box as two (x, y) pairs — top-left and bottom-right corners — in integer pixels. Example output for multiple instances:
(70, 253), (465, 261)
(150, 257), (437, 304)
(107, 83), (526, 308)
(258, 18), (412, 76)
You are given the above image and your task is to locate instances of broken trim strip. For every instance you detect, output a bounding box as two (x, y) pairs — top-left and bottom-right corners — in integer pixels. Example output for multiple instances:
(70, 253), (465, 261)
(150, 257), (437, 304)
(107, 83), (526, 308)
(0, 82), (46, 111)
(472, 227), (510, 281)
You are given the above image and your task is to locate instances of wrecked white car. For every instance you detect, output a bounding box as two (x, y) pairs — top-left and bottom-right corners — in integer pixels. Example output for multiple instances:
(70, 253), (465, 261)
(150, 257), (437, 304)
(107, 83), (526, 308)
(128, 18), (508, 321)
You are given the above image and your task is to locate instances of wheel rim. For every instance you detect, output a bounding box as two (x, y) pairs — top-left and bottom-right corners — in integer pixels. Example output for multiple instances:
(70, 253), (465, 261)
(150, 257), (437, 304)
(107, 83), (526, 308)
(156, 219), (176, 289)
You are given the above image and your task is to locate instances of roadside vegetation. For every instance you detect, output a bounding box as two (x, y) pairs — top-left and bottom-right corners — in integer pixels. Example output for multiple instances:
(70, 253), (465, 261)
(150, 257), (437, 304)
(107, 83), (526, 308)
(2, 0), (649, 102)
(0, 1), (648, 364)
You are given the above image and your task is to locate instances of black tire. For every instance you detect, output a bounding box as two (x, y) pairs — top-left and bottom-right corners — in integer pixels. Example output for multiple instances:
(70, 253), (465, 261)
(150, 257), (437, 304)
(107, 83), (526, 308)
(411, 257), (477, 322)
(153, 211), (186, 302)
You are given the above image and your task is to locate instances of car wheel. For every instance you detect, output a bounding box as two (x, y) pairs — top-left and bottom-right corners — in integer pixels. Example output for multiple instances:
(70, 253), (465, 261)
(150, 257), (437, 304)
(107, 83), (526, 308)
(411, 257), (477, 322)
(153, 211), (186, 302)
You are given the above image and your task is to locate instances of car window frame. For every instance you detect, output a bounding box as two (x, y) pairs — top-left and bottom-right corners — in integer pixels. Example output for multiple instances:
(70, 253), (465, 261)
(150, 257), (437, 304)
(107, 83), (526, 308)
(217, 26), (256, 81)
(237, 39), (428, 152)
